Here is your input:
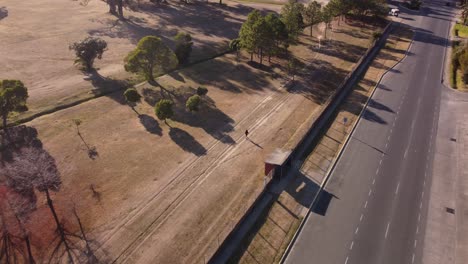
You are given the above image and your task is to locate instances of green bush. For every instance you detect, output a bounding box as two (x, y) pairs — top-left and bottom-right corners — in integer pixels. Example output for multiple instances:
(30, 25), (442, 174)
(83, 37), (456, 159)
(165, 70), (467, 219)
(186, 95), (201, 112)
(174, 32), (193, 64)
(372, 31), (383, 41)
(196, 86), (208, 96)
(155, 99), (174, 122)
(124, 88), (141, 103)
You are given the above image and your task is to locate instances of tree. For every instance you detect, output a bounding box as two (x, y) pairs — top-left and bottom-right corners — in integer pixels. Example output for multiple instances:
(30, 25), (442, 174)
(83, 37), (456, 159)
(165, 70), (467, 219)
(81, 0), (126, 18)
(154, 99), (174, 124)
(288, 57), (300, 81)
(174, 32), (193, 64)
(253, 15), (274, 65)
(0, 80), (28, 131)
(124, 36), (178, 83)
(197, 86), (208, 96)
(229, 38), (241, 61)
(302, 1), (322, 36)
(281, 0), (305, 41)
(69, 37), (107, 72)
(124, 88), (141, 103)
(186, 95), (201, 112)
(124, 88), (141, 114)
(321, 5), (333, 39)
(239, 10), (263, 62)
(265, 13), (289, 58)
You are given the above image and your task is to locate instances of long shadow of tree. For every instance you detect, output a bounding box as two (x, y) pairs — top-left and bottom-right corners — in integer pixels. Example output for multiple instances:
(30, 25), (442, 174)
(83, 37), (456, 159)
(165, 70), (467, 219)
(83, 69), (130, 105)
(0, 126), (103, 263)
(0, 6), (7, 20)
(168, 127), (207, 156)
(288, 60), (349, 105)
(142, 86), (236, 144)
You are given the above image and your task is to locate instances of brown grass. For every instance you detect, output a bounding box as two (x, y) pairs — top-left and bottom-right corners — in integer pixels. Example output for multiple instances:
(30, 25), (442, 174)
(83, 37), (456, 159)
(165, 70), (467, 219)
(6, 11), (384, 264)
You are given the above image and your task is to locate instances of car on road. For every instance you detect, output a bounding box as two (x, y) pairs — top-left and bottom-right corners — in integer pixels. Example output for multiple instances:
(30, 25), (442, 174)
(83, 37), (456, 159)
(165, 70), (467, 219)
(389, 8), (400, 17)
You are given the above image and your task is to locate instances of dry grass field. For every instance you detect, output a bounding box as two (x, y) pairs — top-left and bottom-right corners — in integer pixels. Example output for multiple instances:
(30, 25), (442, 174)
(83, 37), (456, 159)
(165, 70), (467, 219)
(0, 0), (279, 122)
(1, 0), (383, 263)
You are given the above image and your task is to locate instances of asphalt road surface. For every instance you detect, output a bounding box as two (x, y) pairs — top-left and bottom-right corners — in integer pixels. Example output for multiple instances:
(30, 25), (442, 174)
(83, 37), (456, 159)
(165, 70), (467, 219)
(284, 1), (456, 264)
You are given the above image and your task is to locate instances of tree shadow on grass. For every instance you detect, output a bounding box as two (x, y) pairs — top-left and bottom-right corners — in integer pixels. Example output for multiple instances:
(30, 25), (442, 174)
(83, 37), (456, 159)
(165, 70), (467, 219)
(309, 39), (368, 63)
(288, 60), (349, 105)
(169, 127), (207, 156)
(83, 69), (130, 104)
(139, 114), (162, 136)
(0, 6), (8, 20)
(171, 87), (236, 145)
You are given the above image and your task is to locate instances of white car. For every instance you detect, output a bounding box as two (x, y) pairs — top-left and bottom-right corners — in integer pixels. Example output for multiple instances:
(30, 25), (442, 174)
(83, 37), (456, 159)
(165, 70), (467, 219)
(389, 8), (400, 17)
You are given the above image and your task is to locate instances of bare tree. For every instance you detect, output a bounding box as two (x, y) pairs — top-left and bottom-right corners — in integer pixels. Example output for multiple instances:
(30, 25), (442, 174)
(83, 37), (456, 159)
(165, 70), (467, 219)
(1, 126), (100, 263)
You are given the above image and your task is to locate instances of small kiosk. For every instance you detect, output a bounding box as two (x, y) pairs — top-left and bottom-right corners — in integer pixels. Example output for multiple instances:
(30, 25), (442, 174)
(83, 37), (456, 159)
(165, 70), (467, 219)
(264, 148), (292, 181)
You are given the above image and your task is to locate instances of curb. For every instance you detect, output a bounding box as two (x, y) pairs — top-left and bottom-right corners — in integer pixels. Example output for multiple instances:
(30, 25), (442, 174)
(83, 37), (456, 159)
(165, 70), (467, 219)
(279, 23), (415, 264)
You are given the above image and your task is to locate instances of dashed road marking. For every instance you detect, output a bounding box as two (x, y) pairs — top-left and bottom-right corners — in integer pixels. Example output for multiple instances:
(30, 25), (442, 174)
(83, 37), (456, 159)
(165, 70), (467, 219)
(350, 241), (354, 250)
(365, 201), (368, 208)
(360, 214), (364, 222)
(345, 256), (349, 264)
(385, 222), (390, 238)
(395, 182), (400, 194)
(355, 227), (359, 234)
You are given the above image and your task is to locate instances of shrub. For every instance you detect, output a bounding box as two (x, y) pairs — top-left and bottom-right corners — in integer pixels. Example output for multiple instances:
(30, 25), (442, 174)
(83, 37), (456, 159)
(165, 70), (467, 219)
(196, 86), (208, 96)
(154, 99), (174, 122)
(186, 95), (201, 112)
(69, 37), (107, 72)
(372, 31), (383, 41)
(174, 32), (193, 64)
(124, 88), (141, 103)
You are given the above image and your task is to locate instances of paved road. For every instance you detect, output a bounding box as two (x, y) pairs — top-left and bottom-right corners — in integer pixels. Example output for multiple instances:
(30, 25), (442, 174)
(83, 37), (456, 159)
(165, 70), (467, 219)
(284, 1), (456, 264)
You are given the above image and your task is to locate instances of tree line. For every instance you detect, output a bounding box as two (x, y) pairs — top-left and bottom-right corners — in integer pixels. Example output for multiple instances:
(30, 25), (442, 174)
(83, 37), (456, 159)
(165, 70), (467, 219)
(234, 0), (387, 66)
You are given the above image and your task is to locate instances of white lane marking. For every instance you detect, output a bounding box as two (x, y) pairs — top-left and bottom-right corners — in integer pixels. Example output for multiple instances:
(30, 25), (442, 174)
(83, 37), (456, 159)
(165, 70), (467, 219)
(387, 135), (391, 141)
(345, 256), (349, 264)
(355, 227), (359, 234)
(423, 180), (426, 186)
(380, 159), (383, 165)
(368, 189), (372, 196)
(385, 222), (390, 238)
(412, 253), (415, 263)
(416, 226), (419, 234)
(364, 201), (368, 208)
(421, 191), (424, 199)
(420, 202), (423, 209)
(350, 241), (354, 250)
(372, 178), (376, 185)
(414, 239), (417, 248)
(376, 167), (380, 175)
(404, 148), (408, 158)
(395, 182), (400, 194)
(360, 214), (364, 222)
(385, 142), (388, 149)
(418, 213), (421, 222)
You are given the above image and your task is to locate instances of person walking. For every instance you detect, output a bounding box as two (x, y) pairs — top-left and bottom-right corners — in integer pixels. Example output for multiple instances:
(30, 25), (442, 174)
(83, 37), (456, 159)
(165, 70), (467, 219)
(245, 129), (249, 138)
